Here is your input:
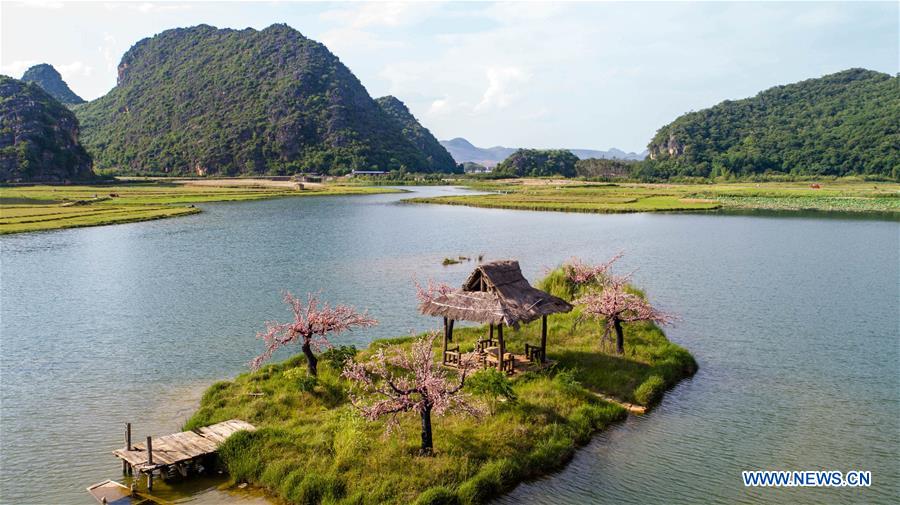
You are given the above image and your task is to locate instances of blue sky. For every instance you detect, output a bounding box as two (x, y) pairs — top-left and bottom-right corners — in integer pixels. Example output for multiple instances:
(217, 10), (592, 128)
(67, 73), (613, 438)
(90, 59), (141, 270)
(2, 1), (897, 152)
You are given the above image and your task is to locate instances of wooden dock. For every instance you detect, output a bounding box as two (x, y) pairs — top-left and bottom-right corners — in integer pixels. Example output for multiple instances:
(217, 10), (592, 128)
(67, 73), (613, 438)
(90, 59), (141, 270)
(110, 419), (255, 493)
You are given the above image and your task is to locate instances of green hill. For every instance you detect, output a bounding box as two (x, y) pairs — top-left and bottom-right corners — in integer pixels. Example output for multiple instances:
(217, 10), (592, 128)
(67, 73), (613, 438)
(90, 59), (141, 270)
(0, 75), (94, 182)
(375, 96), (458, 173)
(76, 24), (442, 176)
(646, 69), (900, 179)
(495, 149), (578, 177)
(21, 64), (85, 105)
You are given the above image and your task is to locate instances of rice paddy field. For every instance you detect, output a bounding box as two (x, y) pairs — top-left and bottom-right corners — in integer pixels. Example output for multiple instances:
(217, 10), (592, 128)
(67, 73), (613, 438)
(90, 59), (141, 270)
(406, 179), (900, 215)
(0, 180), (395, 234)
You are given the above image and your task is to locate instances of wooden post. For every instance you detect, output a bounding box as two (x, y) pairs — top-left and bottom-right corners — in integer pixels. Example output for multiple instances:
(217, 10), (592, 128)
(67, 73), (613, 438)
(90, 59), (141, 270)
(489, 324), (494, 342)
(541, 315), (548, 363)
(146, 435), (154, 492)
(123, 424), (132, 475)
(448, 319), (454, 343)
(442, 317), (448, 364)
(497, 323), (504, 371)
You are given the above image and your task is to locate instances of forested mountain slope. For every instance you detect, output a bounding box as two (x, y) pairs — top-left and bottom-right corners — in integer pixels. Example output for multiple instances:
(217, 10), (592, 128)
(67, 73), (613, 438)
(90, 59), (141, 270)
(646, 69), (899, 178)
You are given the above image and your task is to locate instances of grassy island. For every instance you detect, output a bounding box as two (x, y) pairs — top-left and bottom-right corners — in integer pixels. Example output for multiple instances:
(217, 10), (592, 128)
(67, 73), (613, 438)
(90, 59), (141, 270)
(0, 179), (396, 234)
(405, 179), (900, 215)
(186, 269), (697, 505)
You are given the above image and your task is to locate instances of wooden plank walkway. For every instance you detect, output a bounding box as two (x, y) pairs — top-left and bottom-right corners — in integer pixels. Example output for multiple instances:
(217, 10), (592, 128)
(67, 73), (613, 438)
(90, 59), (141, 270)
(114, 419), (255, 473)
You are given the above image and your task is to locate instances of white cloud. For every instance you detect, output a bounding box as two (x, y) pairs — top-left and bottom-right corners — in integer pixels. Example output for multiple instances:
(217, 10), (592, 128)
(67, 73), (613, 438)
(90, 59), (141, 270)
(428, 98), (451, 116)
(318, 2), (439, 55)
(56, 61), (93, 78)
(16, 0), (64, 10)
(102, 2), (191, 14)
(475, 66), (530, 112)
(479, 1), (564, 23)
(0, 60), (40, 78)
(319, 27), (402, 55)
(0, 59), (91, 87)
(320, 1), (439, 29)
(98, 33), (122, 74)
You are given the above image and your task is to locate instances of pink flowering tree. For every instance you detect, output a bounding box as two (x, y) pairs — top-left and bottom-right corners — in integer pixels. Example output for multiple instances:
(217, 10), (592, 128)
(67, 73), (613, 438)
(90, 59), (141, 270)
(571, 255), (675, 355)
(251, 292), (377, 377)
(414, 278), (454, 336)
(342, 332), (481, 455)
(563, 252), (623, 286)
(413, 278), (452, 304)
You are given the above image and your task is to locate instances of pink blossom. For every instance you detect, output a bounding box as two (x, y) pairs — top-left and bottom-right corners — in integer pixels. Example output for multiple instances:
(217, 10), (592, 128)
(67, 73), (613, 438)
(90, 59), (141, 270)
(250, 291), (377, 370)
(414, 278), (453, 305)
(571, 254), (676, 353)
(343, 332), (481, 438)
(564, 252), (623, 285)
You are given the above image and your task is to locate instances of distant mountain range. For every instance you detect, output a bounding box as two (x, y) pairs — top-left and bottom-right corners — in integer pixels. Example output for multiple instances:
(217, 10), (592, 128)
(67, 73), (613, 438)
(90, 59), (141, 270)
(440, 137), (646, 168)
(21, 63), (85, 105)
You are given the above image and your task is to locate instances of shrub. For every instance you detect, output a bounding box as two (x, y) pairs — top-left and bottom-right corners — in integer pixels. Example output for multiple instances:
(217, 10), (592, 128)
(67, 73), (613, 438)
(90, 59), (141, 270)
(321, 345), (358, 371)
(536, 267), (578, 300)
(457, 459), (519, 505)
(218, 429), (264, 483)
(283, 472), (345, 505)
(633, 374), (665, 405)
(466, 369), (517, 414)
(284, 367), (318, 392)
(260, 459), (301, 490)
(553, 368), (581, 394)
(415, 486), (460, 505)
(522, 433), (574, 477)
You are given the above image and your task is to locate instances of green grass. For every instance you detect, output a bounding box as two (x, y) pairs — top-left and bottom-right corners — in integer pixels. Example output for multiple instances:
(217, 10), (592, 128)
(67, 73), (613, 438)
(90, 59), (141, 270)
(185, 269), (696, 504)
(405, 179), (900, 215)
(0, 181), (395, 234)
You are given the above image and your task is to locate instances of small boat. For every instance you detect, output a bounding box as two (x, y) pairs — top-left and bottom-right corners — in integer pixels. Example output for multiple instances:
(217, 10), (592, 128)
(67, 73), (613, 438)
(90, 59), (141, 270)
(86, 480), (163, 504)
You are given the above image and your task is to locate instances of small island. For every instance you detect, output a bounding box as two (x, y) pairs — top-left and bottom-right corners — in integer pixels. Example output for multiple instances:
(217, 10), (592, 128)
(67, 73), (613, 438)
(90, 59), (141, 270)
(185, 259), (697, 504)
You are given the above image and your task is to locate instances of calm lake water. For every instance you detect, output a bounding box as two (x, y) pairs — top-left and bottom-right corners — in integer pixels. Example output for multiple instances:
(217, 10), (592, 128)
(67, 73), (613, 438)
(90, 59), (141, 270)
(1, 187), (897, 504)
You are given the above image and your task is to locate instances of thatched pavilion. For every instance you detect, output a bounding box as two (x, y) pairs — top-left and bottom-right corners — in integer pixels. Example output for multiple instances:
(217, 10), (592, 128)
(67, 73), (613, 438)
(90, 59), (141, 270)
(419, 260), (573, 372)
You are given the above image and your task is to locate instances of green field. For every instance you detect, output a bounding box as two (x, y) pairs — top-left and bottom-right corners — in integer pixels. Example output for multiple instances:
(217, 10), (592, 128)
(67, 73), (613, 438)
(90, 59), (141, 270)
(406, 180), (900, 215)
(0, 181), (395, 234)
(185, 270), (696, 505)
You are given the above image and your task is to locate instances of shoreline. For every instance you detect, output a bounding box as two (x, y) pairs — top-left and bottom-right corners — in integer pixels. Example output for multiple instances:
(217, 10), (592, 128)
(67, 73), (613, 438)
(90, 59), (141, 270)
(402, 179), (900, 216)
(0, 180), (398, 235)
(184, 270), (697, 504)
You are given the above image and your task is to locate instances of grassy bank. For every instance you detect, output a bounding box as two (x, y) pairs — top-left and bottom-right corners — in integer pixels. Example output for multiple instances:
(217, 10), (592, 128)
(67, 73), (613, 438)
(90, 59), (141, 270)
(0, 180), (396, 234)
(405, 179), (900, 215)
(185, 270), (696, 504)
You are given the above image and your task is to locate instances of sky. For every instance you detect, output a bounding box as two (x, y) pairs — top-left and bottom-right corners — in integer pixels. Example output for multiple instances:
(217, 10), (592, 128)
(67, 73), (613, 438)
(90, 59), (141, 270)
(1, 1), (897, 153)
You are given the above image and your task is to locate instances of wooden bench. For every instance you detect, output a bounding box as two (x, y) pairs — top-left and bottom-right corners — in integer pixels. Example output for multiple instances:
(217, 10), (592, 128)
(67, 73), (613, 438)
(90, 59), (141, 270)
(476, 337), (496, 352)
(482, 347), (514, 373)
(525, 343), (545, 363)
(443, 345), (461, 366)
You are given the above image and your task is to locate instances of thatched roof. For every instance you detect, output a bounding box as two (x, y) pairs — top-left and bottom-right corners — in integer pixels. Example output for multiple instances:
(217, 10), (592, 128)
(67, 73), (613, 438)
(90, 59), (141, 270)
(419, 260), (573, 327)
